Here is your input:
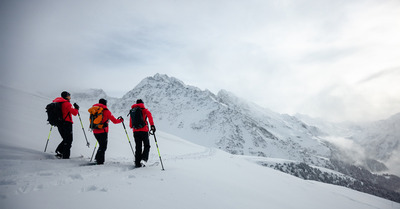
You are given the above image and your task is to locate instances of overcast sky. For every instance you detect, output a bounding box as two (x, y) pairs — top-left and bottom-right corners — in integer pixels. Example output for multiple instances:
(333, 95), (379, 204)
(1, 0), (400, 122)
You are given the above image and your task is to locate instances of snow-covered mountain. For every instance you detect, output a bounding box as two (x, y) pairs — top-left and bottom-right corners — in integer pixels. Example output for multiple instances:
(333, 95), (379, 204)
(0, 80), (399, 209)
(105, 74), (400, 201)
(350, 113), (400, 161)
(73, 88), (118, 108)
(110, 74), (331, 167)
(297, 112), (400, 175)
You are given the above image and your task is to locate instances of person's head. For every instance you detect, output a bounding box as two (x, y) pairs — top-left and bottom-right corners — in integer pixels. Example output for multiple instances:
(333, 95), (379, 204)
(136, 99), (144, 104)
(61, 91), (71, 100)
(99, 98), (107, 106)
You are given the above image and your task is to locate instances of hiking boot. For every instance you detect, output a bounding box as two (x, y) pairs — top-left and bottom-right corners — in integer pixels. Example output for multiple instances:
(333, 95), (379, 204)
(55, 152), (63, 159)
(140, 160), (147, 167)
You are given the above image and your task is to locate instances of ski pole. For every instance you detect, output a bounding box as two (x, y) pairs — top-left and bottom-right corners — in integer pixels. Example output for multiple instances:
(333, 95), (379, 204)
(78, 112), (90, 147)
(121, 119), (135, 158)
(150, 130), (165, 170)
(90, 141), (98, 162)
(44, 126), (53, 152)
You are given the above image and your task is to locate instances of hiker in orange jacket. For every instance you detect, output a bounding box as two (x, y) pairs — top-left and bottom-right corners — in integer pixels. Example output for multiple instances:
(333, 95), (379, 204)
(53, 91), (79, 159)
(90, 98), (123, 164)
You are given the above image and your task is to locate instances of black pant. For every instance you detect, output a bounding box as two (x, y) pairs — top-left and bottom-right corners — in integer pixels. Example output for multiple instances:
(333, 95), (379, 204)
(56, 122), (73, 159)
(134, 131), (150, 166)
(94, 132), (108, 164)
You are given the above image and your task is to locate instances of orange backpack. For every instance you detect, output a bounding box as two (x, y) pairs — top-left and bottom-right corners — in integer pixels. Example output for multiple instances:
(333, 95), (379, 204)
(88, 106), (105, 130)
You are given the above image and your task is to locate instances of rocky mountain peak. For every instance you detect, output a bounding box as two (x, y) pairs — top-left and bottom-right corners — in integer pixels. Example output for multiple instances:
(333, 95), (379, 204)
(73, 89), (108, 101)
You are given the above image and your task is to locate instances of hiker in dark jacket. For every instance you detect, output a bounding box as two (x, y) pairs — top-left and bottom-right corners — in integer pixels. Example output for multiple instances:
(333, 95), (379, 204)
(53, 91), (79, 159)
(89, 99), (123, 165)
(129, 99), (156, 167)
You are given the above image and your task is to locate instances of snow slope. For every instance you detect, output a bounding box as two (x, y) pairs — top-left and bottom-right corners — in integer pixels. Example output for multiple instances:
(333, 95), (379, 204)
(0, 84), (399, 209)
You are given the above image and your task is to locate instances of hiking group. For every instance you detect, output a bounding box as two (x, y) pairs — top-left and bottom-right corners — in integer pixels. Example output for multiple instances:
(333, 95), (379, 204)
(46, 91), (156, 168)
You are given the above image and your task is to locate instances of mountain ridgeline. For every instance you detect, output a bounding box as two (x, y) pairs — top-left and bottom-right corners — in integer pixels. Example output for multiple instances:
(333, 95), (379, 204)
(73, 74), (400, 202)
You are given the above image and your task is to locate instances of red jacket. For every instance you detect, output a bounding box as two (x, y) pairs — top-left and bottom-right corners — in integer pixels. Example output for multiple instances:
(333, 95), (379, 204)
(53, 97), (79, 123)
(129, 103), (154, 132)
(91, 103), (123, 134)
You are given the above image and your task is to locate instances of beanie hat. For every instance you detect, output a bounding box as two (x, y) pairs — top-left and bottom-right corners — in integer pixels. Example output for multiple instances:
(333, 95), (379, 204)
(99, 98), (107, 106)
(136, 99), (144, 104)
(61, 91), (70, 99)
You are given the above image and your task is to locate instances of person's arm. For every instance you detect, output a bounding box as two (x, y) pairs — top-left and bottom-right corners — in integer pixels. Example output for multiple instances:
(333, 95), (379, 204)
(145, 109), (156, 132)
(106, 110), (122, 124)
(145, 109), (154, 126)
(70, 103), (79, 116)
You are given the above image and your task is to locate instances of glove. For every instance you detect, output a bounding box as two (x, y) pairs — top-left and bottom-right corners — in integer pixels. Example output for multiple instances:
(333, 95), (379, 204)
(151, 125), (156, 133)
(73, 103), (80, 110)
(117, 116), (124, 122)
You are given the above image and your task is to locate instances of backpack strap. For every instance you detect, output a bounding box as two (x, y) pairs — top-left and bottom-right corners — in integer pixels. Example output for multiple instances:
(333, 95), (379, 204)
(142, 108), (148, 127)
(64, 111), (71, 121)
(60, 102), (70, 123)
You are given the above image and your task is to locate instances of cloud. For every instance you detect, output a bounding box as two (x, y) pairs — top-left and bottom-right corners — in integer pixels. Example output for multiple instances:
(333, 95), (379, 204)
(386, 149), (400, 176)
(298, 70), (400, 123)
(358, 67), (400, 84)
(324, 136), (366, 164)
(2, 0), (400, 122)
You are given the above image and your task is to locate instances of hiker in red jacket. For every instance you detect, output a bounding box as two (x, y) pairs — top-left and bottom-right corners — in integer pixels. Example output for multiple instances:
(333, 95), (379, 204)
(89, 99), (123, 165)
(129, 99), (156, 167)
(53, 91), (79, 159)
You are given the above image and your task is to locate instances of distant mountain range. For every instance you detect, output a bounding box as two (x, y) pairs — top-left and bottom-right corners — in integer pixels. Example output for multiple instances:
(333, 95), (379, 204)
(297, 112), (400, 174)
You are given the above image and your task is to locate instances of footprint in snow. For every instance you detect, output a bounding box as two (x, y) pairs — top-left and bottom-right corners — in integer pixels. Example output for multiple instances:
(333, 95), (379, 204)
(0, 179), (17, 186)
(68, 174), (84, 180)
(38, 172), (54, 176)
(81, 185), (108, 192)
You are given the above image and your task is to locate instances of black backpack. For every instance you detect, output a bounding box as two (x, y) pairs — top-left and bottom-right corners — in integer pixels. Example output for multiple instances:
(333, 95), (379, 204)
(46, 102), (64, 126)
(129, 107), (146, 129)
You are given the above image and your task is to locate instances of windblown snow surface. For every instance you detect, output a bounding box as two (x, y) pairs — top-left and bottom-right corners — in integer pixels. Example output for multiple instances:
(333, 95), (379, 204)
(0, 85), (398, 209)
